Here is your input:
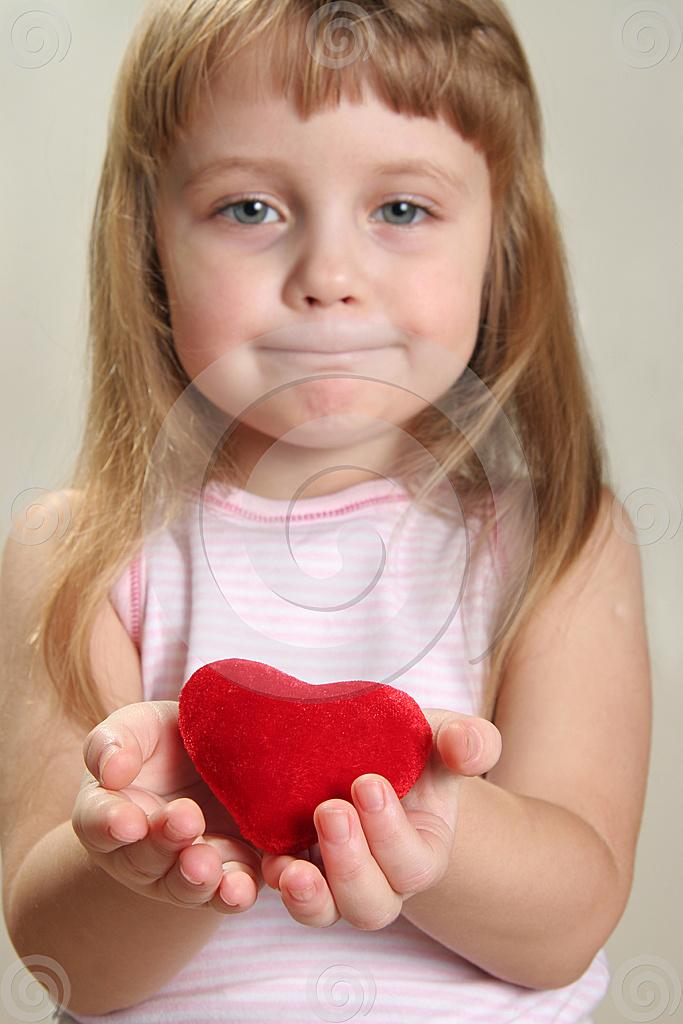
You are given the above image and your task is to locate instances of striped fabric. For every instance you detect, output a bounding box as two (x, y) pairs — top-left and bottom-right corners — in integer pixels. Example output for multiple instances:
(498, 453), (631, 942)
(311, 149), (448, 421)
(67, 475), (610, 1022)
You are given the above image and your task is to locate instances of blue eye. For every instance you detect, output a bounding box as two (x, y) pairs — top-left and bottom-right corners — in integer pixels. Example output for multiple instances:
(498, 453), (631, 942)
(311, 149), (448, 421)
(213, 196), (435, 227)
(378, 200), (432, 226)
(216, 198), (278, 225)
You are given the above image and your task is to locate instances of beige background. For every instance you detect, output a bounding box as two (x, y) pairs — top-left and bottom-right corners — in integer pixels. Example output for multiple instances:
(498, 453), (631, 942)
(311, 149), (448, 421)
(1, 0), (681, 1021)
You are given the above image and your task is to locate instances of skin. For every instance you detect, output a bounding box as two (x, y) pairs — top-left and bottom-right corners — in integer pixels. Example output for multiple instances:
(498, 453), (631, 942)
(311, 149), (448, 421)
(154, 43), (493, 499)
(148, 45), (502, 925)
(261, 708), (502, 930)
(81, 704), (501, 924)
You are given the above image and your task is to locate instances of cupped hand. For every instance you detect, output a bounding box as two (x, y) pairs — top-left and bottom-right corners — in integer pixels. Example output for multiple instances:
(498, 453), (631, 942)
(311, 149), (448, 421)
(73, 700), (265, 914)
(260, 709), (502, 929)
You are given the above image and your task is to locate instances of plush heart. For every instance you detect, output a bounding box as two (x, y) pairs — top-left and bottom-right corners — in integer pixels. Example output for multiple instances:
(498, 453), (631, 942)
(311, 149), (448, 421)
(178, 658), (433, 855)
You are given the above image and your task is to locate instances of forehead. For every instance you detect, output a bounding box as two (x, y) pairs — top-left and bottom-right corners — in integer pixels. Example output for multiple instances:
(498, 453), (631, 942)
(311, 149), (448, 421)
(163, 39), (489, 192)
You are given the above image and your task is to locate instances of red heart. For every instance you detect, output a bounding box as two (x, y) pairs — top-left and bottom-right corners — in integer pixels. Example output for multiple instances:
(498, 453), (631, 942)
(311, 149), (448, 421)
(178, 658), (433, 855)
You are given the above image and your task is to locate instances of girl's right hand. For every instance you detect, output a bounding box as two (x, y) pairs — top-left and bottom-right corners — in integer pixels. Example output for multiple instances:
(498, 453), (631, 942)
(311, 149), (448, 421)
(72, 699), (264, 914)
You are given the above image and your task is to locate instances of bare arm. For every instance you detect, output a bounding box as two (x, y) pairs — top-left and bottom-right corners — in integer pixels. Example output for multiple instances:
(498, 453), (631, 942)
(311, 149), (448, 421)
(401, 775), (622, 989)
(8, 819), (225, 1015)
(404, 488), (651, 988)
(0, 493), (260, 1017)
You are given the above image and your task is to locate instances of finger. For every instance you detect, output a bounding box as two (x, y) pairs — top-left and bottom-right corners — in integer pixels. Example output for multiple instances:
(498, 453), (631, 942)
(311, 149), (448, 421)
(277, 857), (340, 928)
(349, 776), (448, 898)
(111, 797), (207, 887)
(207, 850), (263, 915)
(438, 717), (502, 777)
(163, 835), (262, 913)
(261, 848), (339, 926)
(203, 832), (265, 905)
(73, 777), (150, 854)
(196, 825), (265, 911)
(112, 802), (260, 912)
(153, 836), (224, 909)
(309, 800), (404, 931)
(82, 700), (186, 793)
(82, 701), (167, 790)
(261, 847), (311, 891)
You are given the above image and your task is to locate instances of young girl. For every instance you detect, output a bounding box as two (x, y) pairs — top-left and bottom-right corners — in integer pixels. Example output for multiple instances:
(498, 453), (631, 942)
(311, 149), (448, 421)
(0, 1), (651, 1022)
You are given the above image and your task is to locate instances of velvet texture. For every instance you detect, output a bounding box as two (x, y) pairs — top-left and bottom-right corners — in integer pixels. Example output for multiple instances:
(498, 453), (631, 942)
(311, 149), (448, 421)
(178, 658), (433, 854)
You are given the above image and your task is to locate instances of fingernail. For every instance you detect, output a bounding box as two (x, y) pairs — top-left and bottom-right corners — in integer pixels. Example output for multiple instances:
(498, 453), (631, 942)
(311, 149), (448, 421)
(286, 865), (315, 901)
(463, 726), (483, 765)
(220, 865), (241, 905)
(319, 809), (351, 843)
(109, 822), (142, 843)
(289, 883), (315, 902)
(98, 743), (121, 778)
(356, 779), (385, 812)
(179, 863), (204, 885)
(163, 818), (194, 842)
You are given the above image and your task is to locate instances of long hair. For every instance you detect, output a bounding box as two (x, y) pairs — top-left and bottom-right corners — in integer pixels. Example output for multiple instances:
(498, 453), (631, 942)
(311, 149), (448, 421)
(31, 0), (610, 731)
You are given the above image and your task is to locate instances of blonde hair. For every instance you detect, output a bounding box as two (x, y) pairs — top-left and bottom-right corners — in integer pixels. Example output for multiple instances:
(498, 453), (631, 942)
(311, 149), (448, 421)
(33, 0), (610, 731)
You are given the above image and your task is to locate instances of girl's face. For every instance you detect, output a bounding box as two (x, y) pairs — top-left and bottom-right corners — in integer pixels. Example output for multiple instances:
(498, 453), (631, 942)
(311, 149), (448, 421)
(155, 45), (492, 494)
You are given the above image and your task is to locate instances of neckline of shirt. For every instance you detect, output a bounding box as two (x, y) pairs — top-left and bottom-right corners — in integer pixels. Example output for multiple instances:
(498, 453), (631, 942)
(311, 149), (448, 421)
(198, 474), (410, 522)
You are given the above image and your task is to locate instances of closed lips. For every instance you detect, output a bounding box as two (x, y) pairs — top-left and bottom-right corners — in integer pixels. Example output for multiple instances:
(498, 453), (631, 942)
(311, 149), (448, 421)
(259, 344), (397, 353)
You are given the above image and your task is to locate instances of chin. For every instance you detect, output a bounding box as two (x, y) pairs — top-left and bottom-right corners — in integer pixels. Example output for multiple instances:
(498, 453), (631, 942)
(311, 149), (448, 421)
(278, 414), (393, 450)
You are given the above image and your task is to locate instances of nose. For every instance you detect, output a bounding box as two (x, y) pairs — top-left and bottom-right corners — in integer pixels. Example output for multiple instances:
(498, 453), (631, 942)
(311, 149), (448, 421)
(285, 215), (364, 310)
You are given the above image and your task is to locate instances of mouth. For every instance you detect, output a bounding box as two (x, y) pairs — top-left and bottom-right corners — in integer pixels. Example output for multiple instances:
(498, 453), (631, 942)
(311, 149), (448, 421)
(258, 345), (399, 358)
(255, 319), (404, 355)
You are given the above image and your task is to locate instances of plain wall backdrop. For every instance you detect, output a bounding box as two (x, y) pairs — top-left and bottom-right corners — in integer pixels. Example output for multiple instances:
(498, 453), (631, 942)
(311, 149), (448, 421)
(1, 1), (681, 1021)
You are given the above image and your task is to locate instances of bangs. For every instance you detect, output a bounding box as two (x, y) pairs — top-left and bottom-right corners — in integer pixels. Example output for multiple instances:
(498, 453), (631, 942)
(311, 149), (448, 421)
(138, 0), (534, 201)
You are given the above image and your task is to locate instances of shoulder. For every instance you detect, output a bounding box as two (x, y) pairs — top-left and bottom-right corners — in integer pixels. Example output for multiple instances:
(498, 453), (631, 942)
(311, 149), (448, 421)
(2, 487), (143, 711)
(553, 484), (643, 606)
(495, 483), (647, 684)
(2, 488), (82, 602)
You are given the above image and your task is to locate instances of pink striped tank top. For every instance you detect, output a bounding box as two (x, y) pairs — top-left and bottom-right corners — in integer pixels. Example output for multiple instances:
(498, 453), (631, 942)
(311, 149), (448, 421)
(71, 475), (609, 1023)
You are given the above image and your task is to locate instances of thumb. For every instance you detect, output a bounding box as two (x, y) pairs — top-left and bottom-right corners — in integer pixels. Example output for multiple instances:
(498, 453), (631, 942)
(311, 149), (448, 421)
(83, 700), (176, 787)
(425, 709), (503, 778)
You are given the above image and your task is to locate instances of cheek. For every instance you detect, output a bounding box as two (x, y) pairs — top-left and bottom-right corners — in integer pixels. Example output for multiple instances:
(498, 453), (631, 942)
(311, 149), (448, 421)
(400, 260), (482, 353)
(166, 260), (266, 371)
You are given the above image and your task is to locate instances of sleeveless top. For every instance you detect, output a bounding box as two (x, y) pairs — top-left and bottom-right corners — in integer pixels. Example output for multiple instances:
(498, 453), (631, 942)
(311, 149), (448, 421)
(69, 475), (609, 1023)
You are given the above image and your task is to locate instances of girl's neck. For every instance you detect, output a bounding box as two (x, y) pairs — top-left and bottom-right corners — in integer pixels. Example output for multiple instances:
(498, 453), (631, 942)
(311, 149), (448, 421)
(225, 421), (407, 500)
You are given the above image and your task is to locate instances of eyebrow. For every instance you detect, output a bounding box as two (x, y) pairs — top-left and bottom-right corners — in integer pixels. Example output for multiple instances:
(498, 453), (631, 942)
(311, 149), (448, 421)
(181, 156), (471, 199)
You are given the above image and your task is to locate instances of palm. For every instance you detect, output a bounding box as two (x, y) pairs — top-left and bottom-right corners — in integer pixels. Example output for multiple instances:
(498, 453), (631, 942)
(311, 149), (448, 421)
(99, 701), (261, 852)
(291, 707), (470, 882)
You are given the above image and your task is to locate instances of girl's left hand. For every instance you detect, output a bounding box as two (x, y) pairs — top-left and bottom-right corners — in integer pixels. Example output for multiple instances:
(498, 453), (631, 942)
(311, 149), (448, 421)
(260, 709), (502, 929)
